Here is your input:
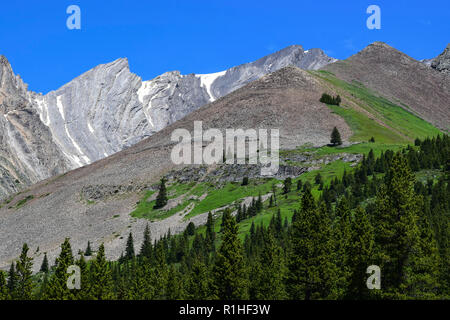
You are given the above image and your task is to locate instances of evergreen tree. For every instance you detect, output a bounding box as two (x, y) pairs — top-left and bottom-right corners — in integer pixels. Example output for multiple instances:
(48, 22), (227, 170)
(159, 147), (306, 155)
(253, 231), (287, 299)
(283, 177), (292, 194)
(213, 209), (248, 299)
(46, 238), (75, 299)
(297, 179), (303, 191)
(15, 243), (34, 300)
(154, 177), (168, 209)
(90, 244), (115, 299)
(330, 127), (342, 146)
(139, 224), (153, 259)
(347, 206), (375, 299)
(75, 253), (90, 299)
(40, 253), (49, 273)
(7, 262), (17, 299)
(242, 176), (249, 186)
(333, 198), (352, 298)
(125, 232), (135, 260)
(186, 222), (196, 236)
(166, 265), (184, 299)
(374, 153), (439, 298)
(205, 212), (216, 252)
(288, 189), (337, 299)
(85, 241), (93, 256)
(186, 259), (212, 299)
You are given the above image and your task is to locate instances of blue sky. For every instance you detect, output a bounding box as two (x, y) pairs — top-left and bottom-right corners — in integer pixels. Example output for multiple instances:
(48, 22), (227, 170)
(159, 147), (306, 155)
(0, 0), (448, 93)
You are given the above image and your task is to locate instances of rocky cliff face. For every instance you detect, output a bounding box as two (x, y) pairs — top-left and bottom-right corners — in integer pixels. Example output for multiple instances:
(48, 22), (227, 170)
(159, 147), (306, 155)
(0, 46), (337, 199)
(430, 44), (450, 74)
(0, 56), (71, 197)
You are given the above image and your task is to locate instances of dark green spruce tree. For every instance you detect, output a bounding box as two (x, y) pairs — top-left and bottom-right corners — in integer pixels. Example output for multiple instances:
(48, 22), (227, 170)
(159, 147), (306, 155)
(125, 232), (135, 260)
(330, 127), (342, 146)
(90, 243), (115, 299)
(154, 177), (168, 209)
(347, 206), (375, 299)
(40, 253), (49, 273)
(45, 238), (75, 299)
(288, 189), (337, 299)
(15, 243), (34, 300)
(374, 153), (439, 298)
(139, 224), (153, 259)
(213, 209), (248, 299)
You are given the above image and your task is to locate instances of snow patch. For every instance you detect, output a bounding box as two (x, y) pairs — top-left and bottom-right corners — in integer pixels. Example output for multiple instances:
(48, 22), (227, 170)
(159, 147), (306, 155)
(57, 95), (91, 166)
(56, 95), (65, 121)
(34, 95), (50, 126)
(195, 70), (226, 102)
(137, 80), (152, 104)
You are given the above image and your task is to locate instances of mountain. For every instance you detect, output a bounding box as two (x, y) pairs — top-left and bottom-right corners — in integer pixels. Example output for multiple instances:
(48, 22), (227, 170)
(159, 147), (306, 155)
(1, 40), (448, 270)
(0, 65), (351, 270)
(0, 42), (448, 271)
(0, 45), (337, 199)
(323, 42), (450, 131)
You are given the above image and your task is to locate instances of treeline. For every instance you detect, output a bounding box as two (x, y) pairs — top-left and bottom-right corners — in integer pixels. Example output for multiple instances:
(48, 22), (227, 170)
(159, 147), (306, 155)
(0, 135), (448, 300)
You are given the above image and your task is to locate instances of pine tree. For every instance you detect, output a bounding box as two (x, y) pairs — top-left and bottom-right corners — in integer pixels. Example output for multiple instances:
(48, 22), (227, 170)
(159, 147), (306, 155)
(205, 212), (216, 252)
(152, 242), (169, 299)
(90, 243), (115, 299)
(213, 209), (248, 299)
(407, 203), (441, 299)
(374, 153), (438, 298)
(139, 224), (153, 259)
(40, 253), (49, 273)
(75, 253), (90, 299)
(283, 177), (292, 194)
(186, 259), (212, 299)
(125, 232), (135, 260)
(186, 222), (196, 236)
(166, 265), (184, 299)
(330, 127), (342, 146)
(333, 198), (352, 298)
(256, 193), (263, 212)
(242, 176), (249, 186)
(85, 241), (93, 256)
(335, 95), (341, 106)
(288, 189), (337, 299)
(7, 262), (17, 299)
(46, 238), (75, 300)
(154, 177), (168, 209)
(15, 243), (34, 300)
(253, 231), (287, 299)
(347, 206), (375, 299)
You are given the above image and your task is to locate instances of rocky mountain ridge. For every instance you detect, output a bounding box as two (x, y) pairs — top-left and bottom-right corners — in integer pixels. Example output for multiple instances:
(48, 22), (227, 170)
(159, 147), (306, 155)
(0, 45), (337, 199)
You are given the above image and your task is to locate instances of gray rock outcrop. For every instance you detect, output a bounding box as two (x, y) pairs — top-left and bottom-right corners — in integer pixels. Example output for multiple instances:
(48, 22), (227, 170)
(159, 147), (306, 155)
(431, 44), (450, 74)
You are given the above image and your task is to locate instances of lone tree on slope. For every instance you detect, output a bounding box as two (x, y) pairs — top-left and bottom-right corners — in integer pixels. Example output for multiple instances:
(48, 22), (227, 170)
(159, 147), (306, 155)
(330, 127), (342, 146)
(154, 177), (168, 209)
